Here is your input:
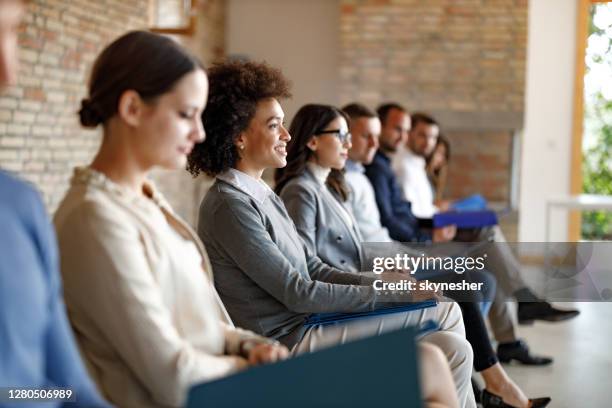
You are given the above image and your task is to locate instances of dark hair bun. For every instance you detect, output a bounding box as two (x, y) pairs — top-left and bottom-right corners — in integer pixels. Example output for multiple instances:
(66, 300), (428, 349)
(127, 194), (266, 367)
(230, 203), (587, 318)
(79, 98), (103, 128)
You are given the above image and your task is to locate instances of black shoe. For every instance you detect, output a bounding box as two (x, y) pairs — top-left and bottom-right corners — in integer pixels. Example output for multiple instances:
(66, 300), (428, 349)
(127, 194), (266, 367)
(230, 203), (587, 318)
(518, 301), (580, 325)
(481, 389), (551, 408)
(497, 340), (553, 366)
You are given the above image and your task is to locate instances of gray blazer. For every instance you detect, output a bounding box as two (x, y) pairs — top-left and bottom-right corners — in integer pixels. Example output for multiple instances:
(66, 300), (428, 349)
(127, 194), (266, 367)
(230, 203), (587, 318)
(279, 169), (365, 273)
(198, 179), (378, 348)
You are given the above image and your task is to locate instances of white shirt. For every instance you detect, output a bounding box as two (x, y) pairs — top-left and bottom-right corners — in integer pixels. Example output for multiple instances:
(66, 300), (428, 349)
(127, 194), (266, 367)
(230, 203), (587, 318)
(217, 168), (273, 204)
(344, 160), (393, 242)
(392, 145), (438, 218)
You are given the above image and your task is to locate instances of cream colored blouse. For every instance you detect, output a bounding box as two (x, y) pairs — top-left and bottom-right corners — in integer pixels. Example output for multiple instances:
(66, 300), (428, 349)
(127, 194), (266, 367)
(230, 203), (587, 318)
(53, 167), (266, 408)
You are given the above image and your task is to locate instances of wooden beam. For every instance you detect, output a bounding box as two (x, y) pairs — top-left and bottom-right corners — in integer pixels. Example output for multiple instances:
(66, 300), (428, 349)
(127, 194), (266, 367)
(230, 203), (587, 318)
(569, 0), (591, 241)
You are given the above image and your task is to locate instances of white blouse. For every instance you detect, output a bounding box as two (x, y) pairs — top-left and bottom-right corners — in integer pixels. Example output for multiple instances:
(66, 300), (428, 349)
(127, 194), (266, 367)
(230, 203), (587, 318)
(54, 167), (267, 408)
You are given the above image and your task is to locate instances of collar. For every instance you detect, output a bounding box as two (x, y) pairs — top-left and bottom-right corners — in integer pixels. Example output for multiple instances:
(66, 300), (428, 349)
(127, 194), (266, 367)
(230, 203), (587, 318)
(401, 145), (426, 166)
(306, 162), (331, 186)
(374, 150), (391, 165)
(345, 159), (365, 174)
(216, 168), (273, 204)
(71, 166), (170, 209)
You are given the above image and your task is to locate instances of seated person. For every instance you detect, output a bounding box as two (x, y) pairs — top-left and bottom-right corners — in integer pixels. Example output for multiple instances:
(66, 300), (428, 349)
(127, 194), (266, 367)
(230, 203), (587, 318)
(343, 103), (556, 369)
(53, 31), (288, 408)
(426, 134), (451, 205)
(275, 103), (548, 408)
(366, 103), (578, 327)
(0, 1), (109, 406)
(189, 60), (477, 408)
(392, 112), (440, 218)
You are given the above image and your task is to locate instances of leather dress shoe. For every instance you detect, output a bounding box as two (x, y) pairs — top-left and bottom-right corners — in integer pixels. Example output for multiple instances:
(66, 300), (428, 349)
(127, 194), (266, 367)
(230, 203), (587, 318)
(518, 302), (579, 325)
(481, 389), (551, 408)
(497, 340), (553, 366)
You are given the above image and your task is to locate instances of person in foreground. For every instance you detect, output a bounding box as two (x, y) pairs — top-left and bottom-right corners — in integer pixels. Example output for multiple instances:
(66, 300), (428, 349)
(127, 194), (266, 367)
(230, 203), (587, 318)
(189, 60), (477, 408)
(53, 31), (288, 408)
(0, 1), (110, 406)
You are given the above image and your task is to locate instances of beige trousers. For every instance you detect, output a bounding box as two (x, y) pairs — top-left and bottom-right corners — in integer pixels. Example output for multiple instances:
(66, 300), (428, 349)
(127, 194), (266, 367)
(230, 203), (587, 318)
(292, 302), (476, 408)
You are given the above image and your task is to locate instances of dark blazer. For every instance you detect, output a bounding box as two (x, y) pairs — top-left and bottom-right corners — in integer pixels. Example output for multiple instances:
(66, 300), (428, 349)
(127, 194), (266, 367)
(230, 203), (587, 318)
(364, 151), (431, 242)
(279, 168), (364, 273)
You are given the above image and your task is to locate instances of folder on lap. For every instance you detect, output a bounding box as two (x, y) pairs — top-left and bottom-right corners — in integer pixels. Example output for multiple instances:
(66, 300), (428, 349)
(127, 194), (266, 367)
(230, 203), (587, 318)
(186, 327), (423, 408)
(451, 194), (488, 212)
(304, 299), (438, 327)
(433, 210), (498, 229)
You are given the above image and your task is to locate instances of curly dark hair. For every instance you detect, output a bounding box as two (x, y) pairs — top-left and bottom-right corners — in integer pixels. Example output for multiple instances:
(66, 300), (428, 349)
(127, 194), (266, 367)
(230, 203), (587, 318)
(187, 60), (292, 177)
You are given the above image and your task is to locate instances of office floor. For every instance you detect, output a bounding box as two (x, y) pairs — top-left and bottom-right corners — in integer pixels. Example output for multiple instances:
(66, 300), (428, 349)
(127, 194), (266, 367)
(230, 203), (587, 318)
(498, 301), (612, 408)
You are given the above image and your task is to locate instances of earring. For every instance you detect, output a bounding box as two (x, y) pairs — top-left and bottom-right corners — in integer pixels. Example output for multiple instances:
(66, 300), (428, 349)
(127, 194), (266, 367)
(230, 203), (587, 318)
(239, 145), (245, 150)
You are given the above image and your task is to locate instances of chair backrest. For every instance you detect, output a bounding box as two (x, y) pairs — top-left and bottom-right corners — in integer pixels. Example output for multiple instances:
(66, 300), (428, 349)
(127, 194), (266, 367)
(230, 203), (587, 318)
(186, 327), (422, 408)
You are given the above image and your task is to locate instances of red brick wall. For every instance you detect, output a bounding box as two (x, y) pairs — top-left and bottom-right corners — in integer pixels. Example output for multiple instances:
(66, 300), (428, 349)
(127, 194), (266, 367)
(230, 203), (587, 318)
(339, 0), (527, 203)
(0, 0), (149, 210)
(444, 131), (512, 202)
(0, 0), (225, 226)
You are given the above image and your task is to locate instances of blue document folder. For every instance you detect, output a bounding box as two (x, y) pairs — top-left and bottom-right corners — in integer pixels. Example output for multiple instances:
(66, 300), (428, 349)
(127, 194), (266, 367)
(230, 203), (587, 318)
(186, 326), (423, 408)
(451, 194), (488, 212)
(304, 299), (438, 327)
(433, 210), (498, 228)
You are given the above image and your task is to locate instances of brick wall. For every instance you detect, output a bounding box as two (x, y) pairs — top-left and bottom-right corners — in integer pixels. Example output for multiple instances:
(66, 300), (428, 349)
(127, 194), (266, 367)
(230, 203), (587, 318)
(444, 130), (512, 201)
(0, 0), (226, 226)
(151, 0), (226, 225)
(339, 0), (527, 203)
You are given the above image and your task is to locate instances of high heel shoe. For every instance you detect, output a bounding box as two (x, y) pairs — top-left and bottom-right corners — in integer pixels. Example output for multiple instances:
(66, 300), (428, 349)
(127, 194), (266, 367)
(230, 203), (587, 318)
(481, 389), (551, 408)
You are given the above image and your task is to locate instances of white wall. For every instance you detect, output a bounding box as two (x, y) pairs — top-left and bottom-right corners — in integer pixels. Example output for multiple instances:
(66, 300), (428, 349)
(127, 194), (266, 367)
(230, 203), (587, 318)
(226, 0), (339, 122)
(519, 0), (577, 242)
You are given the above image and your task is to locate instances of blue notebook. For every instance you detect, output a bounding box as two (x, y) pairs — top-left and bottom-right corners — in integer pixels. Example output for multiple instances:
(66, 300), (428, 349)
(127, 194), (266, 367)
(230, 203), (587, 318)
(186, 326), (423, 408)
(433, 210), (498, 228)
(304, 299), (438, 327)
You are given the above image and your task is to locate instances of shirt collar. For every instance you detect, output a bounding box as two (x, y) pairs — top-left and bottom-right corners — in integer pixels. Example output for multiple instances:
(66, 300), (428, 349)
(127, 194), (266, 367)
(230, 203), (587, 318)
(216, 168), (273, 204)
(345, 159), (365, 173)
(71, 166), (170, 209)
(375, 150), (391, 165)
(402, 145), (426, 166)
(306, 162), (331, 186)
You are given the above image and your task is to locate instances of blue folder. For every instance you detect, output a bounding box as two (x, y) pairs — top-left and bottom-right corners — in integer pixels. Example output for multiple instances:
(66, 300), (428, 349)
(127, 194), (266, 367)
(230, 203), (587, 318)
(433, 210), (498, 228)
(451, 194), (488, 212)
(304, 299), (438, 327)
(186, 326), (423, 408)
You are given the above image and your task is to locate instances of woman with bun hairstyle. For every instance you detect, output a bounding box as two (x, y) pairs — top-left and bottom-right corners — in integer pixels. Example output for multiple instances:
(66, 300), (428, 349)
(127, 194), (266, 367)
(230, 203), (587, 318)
(54, 31), (288, 408)
(190, 60), (477, 408)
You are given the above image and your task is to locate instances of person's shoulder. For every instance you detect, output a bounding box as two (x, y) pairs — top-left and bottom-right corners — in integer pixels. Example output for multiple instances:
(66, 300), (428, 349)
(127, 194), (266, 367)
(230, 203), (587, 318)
(365, 154), (387, 175)
(202, 179), (253, 208)
(0, 170), (42, 206)
(200, 179), (262, 220)
(0, 171), (48, 232)
(54, 182), (136, 238)
(280, 173), (319, 197)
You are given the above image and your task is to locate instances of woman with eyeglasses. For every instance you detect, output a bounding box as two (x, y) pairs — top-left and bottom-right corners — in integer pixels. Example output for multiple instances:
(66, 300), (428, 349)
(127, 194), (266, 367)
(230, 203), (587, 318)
(191, 65), (477, 408)
(275, 104), (551, 408)
(275, 104), (362, 272)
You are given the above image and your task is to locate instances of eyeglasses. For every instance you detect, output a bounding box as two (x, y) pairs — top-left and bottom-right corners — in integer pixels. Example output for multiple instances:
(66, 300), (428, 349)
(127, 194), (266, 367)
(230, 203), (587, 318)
(316, 129), (352, 144)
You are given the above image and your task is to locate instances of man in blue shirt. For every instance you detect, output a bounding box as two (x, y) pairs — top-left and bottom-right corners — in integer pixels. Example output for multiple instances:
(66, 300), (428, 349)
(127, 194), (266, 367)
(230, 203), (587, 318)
(0, 1), (109, 406)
